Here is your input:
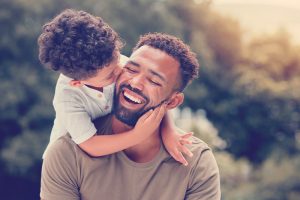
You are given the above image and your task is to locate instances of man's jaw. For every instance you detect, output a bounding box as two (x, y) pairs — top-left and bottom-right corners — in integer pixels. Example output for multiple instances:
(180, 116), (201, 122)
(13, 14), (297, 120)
(113, 84), (168, 127)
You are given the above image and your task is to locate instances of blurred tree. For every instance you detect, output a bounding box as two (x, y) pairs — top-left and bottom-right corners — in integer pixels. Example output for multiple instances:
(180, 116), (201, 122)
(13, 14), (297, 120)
(0, 0), (97, 198)
(88, 0), (185, 55)
(172, 0), (300, 164)
(1, 0), (300, 199)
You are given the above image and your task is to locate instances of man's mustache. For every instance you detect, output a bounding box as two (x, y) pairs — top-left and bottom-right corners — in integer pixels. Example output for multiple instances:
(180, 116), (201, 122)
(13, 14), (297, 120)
(119, 84), (149, 103)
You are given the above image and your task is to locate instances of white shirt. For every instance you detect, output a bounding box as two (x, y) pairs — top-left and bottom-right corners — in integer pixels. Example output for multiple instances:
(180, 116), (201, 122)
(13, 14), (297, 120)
(43, 74), (114, 157)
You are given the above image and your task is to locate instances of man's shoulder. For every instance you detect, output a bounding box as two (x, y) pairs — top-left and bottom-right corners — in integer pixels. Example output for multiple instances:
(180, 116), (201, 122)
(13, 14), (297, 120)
(44, 135), (77, 158)
(185, 136), (216, 168)
(184, 136), (221, 199)
(176, 128), (210, 153)
(188, 136), (210, 153)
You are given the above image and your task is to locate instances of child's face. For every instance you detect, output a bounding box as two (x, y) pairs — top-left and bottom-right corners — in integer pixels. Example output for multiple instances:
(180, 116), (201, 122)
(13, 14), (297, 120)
(82, 55), (123, 88)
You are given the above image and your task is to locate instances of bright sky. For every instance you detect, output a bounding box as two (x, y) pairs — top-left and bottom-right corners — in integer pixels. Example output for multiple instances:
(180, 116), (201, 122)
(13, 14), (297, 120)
(214, 0), (300, 9)
(212, 0), (300, 43)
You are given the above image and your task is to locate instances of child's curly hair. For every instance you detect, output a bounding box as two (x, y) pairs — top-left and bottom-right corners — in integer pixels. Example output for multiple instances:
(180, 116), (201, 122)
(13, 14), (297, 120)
(38, 9), (123, 80)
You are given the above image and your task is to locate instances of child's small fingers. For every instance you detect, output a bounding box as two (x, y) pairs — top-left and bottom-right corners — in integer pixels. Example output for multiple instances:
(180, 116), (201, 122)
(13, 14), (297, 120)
(139, 109), (153, 121)
(146, 106), (161, 120)
(181, 132), (194, 139)
(170, 152), (180, 162)
(179, 139), (193, 145)
(174, 150), (188, 166)
(180, 145), (193, 157)
(154, 103), (167, 120)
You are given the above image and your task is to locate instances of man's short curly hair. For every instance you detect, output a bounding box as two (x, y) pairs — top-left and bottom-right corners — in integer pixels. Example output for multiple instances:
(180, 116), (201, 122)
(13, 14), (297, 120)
(133, 33), (199, 91)
(38, 9), (123, 80)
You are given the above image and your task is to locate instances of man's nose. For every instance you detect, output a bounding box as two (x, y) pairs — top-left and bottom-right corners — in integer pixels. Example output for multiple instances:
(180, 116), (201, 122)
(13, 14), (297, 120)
(128, 74), (145, 91)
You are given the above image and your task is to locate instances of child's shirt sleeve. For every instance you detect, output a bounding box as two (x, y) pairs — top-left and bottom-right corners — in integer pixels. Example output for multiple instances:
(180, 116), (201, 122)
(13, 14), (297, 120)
(55, 90), (97, 144)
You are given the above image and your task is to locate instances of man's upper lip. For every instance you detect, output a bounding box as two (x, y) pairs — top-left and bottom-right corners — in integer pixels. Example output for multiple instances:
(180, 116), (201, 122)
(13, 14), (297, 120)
(122, 88), (146, 103)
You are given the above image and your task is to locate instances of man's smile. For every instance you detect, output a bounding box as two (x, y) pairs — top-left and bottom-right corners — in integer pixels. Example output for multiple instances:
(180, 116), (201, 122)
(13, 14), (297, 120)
(118, 85), (148, 110)
(123, 88), (144, 104)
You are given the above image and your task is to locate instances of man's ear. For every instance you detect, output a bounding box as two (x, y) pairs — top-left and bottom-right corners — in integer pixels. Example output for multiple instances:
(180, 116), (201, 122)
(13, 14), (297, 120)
(69, 80), (83, 87)
(166, 92), (184, 110)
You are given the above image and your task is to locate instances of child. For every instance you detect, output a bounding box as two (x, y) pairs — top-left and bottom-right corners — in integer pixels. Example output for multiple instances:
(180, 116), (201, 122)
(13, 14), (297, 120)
(38, 9), (192, 165)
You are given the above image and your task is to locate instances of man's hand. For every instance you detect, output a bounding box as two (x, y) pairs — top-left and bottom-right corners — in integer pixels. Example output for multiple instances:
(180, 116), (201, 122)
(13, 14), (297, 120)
(162, 130), (194, 166)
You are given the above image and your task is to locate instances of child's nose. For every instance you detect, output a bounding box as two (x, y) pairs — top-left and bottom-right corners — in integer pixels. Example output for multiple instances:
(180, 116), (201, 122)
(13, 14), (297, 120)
(114, 66), (122, 77)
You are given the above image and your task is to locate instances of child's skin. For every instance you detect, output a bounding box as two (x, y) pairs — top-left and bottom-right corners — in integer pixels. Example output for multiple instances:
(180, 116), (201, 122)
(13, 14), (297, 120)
(73, 55), (193, 165)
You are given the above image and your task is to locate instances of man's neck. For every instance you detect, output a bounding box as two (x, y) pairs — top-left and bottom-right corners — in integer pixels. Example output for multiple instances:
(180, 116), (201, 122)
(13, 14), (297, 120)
(111, 116), (161, 163)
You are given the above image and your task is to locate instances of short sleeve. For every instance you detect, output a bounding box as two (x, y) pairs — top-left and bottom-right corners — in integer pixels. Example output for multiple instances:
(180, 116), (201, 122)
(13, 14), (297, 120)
(185, 149), (221, 200)
(55, 91), (97, 144)
(40, 137), (80, 200)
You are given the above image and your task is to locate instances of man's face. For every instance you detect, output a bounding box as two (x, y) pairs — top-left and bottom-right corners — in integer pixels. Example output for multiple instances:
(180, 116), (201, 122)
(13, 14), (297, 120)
(113, 45), (181, 126)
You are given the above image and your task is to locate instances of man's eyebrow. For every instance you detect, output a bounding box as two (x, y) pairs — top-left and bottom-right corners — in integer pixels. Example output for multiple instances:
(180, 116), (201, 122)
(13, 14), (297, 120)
(127, 60), (166, 82)
(149, 69), (166, 82)
(127, 60), (140, 67)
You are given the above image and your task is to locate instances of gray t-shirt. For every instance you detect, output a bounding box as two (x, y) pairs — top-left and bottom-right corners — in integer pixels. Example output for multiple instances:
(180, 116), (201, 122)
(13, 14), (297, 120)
(40, 115), (221, 200)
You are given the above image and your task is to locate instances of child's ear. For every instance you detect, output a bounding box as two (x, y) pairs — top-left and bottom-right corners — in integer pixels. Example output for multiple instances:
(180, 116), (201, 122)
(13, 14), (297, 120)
(69, 80), (83, 87)
(166, 92), (184, 110)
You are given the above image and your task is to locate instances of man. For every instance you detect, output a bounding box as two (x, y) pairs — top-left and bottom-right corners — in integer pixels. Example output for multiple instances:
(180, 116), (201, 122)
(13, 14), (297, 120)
(40, 33), (221, 200)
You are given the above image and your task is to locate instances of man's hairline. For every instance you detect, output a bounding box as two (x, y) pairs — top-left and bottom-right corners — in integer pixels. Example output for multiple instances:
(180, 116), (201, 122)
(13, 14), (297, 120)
(132, 44), (185, 91)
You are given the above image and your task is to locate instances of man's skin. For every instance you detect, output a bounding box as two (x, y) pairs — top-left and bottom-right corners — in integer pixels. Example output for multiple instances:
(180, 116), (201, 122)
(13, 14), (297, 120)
(111, 45), (184, 163)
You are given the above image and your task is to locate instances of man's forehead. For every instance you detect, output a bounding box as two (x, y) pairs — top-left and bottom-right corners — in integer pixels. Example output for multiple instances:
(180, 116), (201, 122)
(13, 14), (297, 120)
(129, 45), (179, 71)
(131, 45), (169, 59)
(128, 45), (181, 89)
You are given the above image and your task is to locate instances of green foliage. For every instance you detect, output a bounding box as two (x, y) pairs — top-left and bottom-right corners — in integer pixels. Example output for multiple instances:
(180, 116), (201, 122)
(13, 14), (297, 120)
(0, 0), (300, 199)
(179, 2), (300, 164)
(176, 108), (300, 200)
(220, 153), (300, 200)
(87, 0), (185, 55)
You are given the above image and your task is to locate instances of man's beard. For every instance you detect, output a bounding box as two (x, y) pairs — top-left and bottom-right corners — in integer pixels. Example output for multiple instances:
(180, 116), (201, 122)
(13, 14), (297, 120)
(113, 84), (166, 127)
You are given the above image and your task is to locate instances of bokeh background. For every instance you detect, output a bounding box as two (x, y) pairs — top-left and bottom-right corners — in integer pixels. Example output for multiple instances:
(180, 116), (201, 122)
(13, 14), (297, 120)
(1, 0), (300, 199)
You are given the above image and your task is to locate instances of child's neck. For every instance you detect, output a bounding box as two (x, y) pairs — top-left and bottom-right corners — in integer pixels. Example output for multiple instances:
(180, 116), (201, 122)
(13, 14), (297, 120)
(84, 84), (103, 92)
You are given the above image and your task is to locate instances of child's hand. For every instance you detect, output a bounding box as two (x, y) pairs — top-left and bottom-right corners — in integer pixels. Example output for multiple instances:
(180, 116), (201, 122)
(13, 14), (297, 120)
(134, 103), (167, 139)
(162, 130), (194, 166)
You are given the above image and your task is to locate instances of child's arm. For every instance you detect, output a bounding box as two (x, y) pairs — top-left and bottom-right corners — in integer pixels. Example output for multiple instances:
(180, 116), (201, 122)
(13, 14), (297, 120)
(161, 112), (194, 166)
(79, 104), (167, 157)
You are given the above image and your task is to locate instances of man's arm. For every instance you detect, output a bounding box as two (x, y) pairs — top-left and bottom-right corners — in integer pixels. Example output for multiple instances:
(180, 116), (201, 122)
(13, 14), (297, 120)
(40, 137), (80, 200)
(185, 148), (221, 200)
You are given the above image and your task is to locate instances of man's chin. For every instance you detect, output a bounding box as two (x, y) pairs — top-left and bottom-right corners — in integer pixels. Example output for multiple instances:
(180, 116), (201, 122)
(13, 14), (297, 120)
(115, 113), (137, 127)
(113, 107), (139, 127)
(113, 105), (152, 127)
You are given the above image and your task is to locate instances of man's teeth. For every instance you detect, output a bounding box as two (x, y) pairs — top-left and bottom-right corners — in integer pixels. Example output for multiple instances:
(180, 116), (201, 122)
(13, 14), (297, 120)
(124, 91), (142, 104)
